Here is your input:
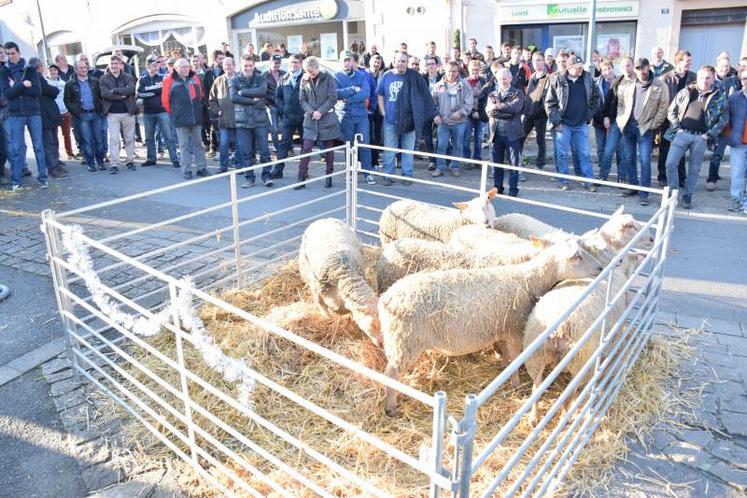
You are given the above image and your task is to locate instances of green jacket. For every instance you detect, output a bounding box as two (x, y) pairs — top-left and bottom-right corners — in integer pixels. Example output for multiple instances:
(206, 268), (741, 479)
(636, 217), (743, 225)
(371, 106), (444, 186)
(665, 83), (729, 141)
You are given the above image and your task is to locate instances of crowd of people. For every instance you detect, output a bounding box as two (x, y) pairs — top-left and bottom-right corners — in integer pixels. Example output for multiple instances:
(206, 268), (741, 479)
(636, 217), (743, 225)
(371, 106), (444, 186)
(0, 37), (745, 213)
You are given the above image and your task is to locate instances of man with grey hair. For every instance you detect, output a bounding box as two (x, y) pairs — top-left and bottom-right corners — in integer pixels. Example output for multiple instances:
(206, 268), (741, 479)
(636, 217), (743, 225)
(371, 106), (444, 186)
(162, 58), (209, 180)
(486, 67), (524, 196)
(209, 56), (238, 173)
(650, 47), (673, 77)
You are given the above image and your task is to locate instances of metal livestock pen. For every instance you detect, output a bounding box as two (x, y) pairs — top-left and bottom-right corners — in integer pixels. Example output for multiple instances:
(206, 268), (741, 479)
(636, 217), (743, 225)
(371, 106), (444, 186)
(41, 140), (676, 497)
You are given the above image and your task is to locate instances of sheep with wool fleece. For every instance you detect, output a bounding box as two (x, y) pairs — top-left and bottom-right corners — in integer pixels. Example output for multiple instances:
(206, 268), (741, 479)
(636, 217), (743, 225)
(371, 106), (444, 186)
(298, 218), (382, 346)
(377, 188), (498, 244)
(376, 233), (542, 293)
(378, 238), (604, 415)
(522, 253), (642, 426)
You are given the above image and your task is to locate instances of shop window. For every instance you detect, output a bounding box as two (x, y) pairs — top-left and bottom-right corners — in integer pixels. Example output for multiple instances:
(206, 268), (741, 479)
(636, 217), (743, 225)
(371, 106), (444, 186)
(594, 21), (636, 66)
(256, 21), (343, 59)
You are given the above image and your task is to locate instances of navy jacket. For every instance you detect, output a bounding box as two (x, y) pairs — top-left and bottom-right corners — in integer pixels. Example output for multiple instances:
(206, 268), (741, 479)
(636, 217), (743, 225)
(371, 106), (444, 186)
(725, 91), (747, 147)
(393, 68), (437, 134)
(275, 71), (304, 124)
(39, 77), (61, 128)
(0, 58), (42, 116)
(137, 72), (167, 114)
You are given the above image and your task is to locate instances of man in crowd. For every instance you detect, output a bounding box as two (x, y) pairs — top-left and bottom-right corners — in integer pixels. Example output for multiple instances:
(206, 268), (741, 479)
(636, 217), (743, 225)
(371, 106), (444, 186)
(496, 42), (512, 64)
(47, 61), (75, 161)
(263, 54), (285, 154)
(430, 61), (473, 178)
(463, 59), (489, 164)
(409, 56), (420, 72)
(138, 54), (179, 169)
(421, 55), (442, 170)
(363, 44), (379, 68)
(0, 42), (49, 190)
(245, 44), (260, 62)
(376, 50), (436, 185)
(592, 58), (622, 180)
(271, 53), (304, 180)
(545, 55), (600, 191)
(598, 56), (635, 182)
(665, 65), (728, 209)
(465, 38), (483, 62)
(616, 57), (669, 205)
(423, 41), (442, 67)
(335, 50), (375, 184)
(522, 50), (550, 169)
(545, 48), (557, 73)
(100, 55), (137, 174)
(706, 55), (741, 191)
(487, 67), (525, 197)
(659, 50), (696, 187)
(724, 69), (747, 214)
(651, 47), (674, 77)
(42, 62), (68, 178)
(261, 42), (274, 61)
(162, 58), (209, 180)
(64, 60), (105, 172)
(230, 55), (273, 188)
(208, 56), (237, 173)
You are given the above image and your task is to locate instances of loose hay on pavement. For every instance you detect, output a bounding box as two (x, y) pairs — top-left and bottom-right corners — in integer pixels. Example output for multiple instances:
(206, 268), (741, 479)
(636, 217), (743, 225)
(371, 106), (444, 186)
(118, 249), (699, 498)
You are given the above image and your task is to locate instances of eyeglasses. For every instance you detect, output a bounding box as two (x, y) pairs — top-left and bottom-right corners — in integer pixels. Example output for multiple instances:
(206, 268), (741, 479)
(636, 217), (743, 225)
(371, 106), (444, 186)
(426, 62), (436, 66)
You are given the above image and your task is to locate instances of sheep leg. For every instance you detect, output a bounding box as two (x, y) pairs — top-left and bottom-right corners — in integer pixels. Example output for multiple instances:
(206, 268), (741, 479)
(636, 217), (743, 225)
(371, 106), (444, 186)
(384, 362), (402, 416)
(526, 362), (546, 427)
(504, 335), (523, 389)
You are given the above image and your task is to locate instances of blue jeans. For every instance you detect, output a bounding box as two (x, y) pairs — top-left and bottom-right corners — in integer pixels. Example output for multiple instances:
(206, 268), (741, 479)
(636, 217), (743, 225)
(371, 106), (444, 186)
(594, 126), (623, 179)
(707, 137), (727, 183)
(491, 134), (520, 196)
(99, 114), (108, 155)
(382, 122), (416, 177)
(552, 128), (581, 174)
(436, 122), (466, 171)
(599, 122), (626, 181)
(462, 117), (483, 161)
(237, 126), (272, 181)
(622, 120), (653, 198)
(8, 114), (47, 185)
(666, 131), (708, 197)
(75, 112), (105, 167)
(143, 112), (178, 163)
(218, 127), (236, 172)
(729, 145), (747, 204)
(556, 124), (593, 184)
(340, 115), (373, 171)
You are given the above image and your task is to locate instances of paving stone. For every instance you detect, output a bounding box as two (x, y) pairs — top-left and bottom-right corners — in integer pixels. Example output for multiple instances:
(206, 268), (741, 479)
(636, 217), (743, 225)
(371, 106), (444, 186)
(0, 365), (19, 386)
(721, 411), (747, 438)
(650, 428), (679, 451)
(712, 381), (747, 403)
(52, 388), (87, 413)
(707, 461), (747, 491)
(59, 403), (93, 431)
(676, 314), (709, 331)
(716, 334), (747, 357)
(50, 376), (83, 397)
(674, 428), (714, 449)
(81, 462), (124, 491)
(42, 357), (73, 376)
(704, 318), (745, 338)
(44, 368), (74, 383)
(74, 438), (112, 468)
(667, 440), (703, 465)
(710, 440), (747, 471)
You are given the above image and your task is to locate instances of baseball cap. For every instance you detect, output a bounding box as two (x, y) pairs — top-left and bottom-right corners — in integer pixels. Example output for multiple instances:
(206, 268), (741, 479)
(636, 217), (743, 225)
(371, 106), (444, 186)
(635, 57), (650, 68)
(146, 54), (159, 64)
(544, 48), (554, 57)
(167, 58), (176, 65)
(339, 50), (353, 61)
(271, 54), (282, 62)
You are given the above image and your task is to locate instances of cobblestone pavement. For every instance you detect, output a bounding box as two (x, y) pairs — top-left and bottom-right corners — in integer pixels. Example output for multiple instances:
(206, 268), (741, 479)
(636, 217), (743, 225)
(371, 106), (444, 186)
(1, 140), (747, 496)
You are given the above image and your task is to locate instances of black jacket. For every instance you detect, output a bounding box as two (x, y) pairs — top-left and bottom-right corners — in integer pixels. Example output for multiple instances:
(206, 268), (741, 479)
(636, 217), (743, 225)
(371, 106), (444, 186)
(63, 76), (103, 117)
(0, 59), (42, 117)
(39, 77), (61, 128)
(275, 71), (304, 123)
(99, 70), (137, 115)
(263, 69), (286, 107)
(393, 68), (437, 134)
(524, 71), (551, 119)
(137, 72), (167, 114)
(229, 71), (269, 128)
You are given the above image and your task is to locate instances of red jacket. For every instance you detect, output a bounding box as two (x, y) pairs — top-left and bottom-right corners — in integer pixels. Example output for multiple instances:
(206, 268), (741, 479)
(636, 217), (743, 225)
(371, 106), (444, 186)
(161, 69), (203, 127)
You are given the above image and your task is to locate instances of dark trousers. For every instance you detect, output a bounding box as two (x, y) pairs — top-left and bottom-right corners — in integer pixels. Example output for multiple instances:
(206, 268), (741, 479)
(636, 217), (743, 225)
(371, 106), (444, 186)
(708, 138), (727, 183)
(656, 122), (686, 186)
(521, 113), (547, 168)
(492, 133), (520, 196)
(274, 119), (304, 175)
(422, 118), (436, 163)
(0, 119), (7, 178)
(42, 126), (60, 172)
(298, 139), (335, 178)
(369, 112), (383, 166)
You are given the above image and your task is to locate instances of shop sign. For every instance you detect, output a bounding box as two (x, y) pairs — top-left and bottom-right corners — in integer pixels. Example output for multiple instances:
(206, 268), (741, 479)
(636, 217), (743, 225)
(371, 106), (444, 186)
(249, 0), (339, 27)
(500, 1), (638, 23)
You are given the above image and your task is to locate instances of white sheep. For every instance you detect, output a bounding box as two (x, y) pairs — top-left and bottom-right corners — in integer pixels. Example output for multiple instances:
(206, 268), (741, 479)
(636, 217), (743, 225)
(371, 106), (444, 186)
(522, 254), (641, 426)
(377, 187), (498, 245)
(378, 238), (603, 415)
(376, 233), (542, 293)
(298, 218), (381, 346)
(493, 206), (653, 251)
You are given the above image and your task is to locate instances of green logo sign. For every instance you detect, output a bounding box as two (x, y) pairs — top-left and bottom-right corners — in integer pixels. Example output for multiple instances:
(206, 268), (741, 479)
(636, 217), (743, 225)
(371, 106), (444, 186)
(547, 3), (587, 17)
(319, 0), (338, 19)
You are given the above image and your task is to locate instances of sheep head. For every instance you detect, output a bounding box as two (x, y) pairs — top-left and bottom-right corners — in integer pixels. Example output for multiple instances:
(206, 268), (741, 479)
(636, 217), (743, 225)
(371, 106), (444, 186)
(452, 187), (498, 228)
(352, 302), (382, 348)
(540, 237), (604, 280)
(600, 206), (654, 250)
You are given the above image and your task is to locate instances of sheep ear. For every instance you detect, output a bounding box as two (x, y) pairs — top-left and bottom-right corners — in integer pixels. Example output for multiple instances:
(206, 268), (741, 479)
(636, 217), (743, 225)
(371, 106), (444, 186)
(612, 205), (624, 217)
(530, 235), (551, 248)
(486, 187), (498, 200)
(453, 202), (469, 210)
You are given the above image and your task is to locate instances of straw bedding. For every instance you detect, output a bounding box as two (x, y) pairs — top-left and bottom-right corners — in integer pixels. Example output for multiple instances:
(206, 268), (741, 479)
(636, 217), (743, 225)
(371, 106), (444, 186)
(119, 244), (699, 497)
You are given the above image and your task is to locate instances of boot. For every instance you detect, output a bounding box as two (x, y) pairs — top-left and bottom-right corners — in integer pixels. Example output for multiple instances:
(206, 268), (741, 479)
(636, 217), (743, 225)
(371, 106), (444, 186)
(324, 177), (332, 188)
(294, 174), (307, 190)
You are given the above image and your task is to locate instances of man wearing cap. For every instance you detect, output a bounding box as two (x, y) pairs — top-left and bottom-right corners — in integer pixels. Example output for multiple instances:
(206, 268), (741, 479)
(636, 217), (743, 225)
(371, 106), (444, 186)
(0, 42), (49, 190)
(100, 55), (137, 174)
(138, 54), (180, 168)
(615, 57), (669, 205)
(544, 55), (601, 190)
(335, 50), (375, 183)
(264, 54), (286, 154)
(544, 48), (557, 74)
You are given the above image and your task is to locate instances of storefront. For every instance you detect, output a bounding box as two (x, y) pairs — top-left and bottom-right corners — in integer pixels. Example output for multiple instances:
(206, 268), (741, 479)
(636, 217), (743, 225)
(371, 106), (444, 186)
(497, 0), (639, 64)
(229, 0), (366, 59)
(678, 6), (747, 67)
(113, 15), (208, 60)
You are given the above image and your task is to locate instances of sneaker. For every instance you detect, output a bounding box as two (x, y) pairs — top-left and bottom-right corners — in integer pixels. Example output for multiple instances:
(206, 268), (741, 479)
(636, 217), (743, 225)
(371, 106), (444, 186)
(104, 155), (111, 163)
(382, 177), (394, 186)
(401, 179), (412, 186)
(586, 185), (597, 193)
(241, 178), (256, 188)
(49, 168), (67, 179)
(682, 195), (692, 209)
(195, 168), (210, 177)
(10, 184), (22, 192)
(270, 170), (283, 179)
(98, 164), (107, 171)
(706, 181), (716, 192)
(560, 184), (571, 191)
(518, 173), (527, 182)
(141, 160), (157, 167)
(365, 174), (376, 185)
(206, 150), (216, 159)
(126, 162), (136, 171)
(22, 168), (31, 177)
(451, 169), (461, 177)
(620, 188), (637, 197)
(87, 164), (97, 172)
(109, 166), (119, 175)
(183, 171), (193, 180)
(431, 169), (444, 177)
(264, 178), (274, 187)
(38, 180), (49, 189)
(727, 200), (742, 212)
(639, 197), (650, 206)
(172, 161), (181, 169)
(427, 163), (436, 171)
